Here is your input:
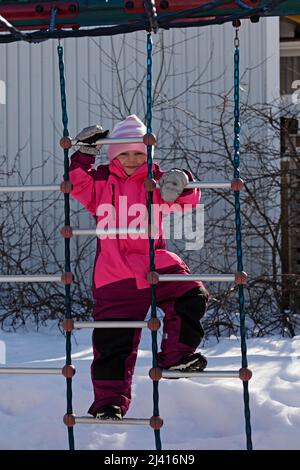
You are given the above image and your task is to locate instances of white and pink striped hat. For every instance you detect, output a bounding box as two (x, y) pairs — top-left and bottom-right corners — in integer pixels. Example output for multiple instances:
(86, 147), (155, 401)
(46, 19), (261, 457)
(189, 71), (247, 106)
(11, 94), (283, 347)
(107, 115), (147, 162)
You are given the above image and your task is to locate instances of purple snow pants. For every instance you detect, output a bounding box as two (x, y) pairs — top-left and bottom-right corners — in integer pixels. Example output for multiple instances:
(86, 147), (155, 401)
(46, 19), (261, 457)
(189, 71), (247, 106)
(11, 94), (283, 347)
(88, 265), (209, 417)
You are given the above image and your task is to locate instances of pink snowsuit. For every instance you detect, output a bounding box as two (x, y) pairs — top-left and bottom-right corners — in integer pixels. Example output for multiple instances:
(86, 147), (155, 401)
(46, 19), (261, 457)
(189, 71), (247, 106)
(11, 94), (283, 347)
(69, 150), (209, 416)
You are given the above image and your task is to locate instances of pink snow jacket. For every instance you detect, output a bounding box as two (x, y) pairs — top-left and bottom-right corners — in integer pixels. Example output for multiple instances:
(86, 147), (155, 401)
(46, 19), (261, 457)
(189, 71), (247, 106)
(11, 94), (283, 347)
(69, 151), (201, 291)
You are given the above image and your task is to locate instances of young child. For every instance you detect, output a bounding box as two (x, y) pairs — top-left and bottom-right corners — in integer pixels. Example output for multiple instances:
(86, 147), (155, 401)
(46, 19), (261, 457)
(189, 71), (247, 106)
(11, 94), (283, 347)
(69, 115), (209, 420)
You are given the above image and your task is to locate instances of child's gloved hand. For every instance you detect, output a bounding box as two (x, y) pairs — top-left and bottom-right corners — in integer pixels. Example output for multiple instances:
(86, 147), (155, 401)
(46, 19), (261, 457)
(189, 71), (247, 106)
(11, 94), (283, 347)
(158, 169), (189, 202)
(75, 125), (109, 155)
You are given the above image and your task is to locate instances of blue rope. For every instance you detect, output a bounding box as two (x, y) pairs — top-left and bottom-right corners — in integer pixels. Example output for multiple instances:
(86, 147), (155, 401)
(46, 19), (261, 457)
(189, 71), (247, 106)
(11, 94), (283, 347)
(50, 8), (58, 33)
(233, 27), (253, 451)
(235, 0), (252, 10)
(144, 0), (159, 33)
(146, 32), (162, 451)
(57, 44), (75, 451)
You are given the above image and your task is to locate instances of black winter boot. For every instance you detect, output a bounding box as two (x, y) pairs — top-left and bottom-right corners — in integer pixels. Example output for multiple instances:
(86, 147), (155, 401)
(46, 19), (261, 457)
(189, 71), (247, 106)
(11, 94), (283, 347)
(166, 352), (207, 372)
(94, 405), (122, 420)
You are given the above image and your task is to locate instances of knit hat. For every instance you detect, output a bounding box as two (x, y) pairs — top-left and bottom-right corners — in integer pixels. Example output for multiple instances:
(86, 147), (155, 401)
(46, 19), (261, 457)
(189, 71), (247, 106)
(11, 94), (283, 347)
(107, 115), (147, 162)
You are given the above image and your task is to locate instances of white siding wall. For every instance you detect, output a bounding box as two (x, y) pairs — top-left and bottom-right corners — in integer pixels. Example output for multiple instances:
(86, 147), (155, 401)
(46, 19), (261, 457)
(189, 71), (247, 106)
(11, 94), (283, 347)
(0, 18), (280, 277)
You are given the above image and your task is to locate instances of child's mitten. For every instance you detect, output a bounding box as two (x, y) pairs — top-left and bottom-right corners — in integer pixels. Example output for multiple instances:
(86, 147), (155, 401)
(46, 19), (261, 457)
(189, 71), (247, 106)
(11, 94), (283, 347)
(75, 125), (109, 155)
(159, 169), (189, 202)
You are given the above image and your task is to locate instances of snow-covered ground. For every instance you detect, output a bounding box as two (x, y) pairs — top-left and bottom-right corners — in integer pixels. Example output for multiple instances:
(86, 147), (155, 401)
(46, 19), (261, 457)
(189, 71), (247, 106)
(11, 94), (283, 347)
(0, 324), (300, 450)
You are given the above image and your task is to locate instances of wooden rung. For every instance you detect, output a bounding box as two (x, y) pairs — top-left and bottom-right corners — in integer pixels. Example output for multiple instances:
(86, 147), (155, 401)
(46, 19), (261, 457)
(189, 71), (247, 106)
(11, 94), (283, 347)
(0, 367), (62, 375)
(75, 416), (150, 425)
(0, 184), (60, 192)
(0, 275), (62, 283)
(74, 321), (148, 329)
(162, 370), (239, 379)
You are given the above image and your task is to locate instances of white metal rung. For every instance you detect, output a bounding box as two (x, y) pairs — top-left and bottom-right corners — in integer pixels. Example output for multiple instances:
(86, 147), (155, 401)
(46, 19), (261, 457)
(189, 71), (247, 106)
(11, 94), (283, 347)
(0, 184), (60, 193)
(0, 181), (234, 193)
(0, 367), (62, 375)
(158, 274), (235, 282)
(156, 181), (231, 190)
(74, 321), (148, 329)
(187, 181), (231, 189)
(0, 275), (62, 283)
(73, 137), (144, 146)
(72, 228), (146, 236)
(75, 416), (149, 425)
(162, 370), (239, 379)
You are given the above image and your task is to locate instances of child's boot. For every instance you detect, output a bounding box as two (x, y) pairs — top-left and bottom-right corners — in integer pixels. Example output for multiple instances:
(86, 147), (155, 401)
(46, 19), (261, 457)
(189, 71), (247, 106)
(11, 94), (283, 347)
(165, 352), (207, 372)
(94, 405), (122, 420)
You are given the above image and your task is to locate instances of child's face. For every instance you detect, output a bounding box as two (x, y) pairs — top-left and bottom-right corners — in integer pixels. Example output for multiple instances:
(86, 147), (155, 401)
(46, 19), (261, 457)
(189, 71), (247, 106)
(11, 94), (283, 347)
(116, 151), (147, 176)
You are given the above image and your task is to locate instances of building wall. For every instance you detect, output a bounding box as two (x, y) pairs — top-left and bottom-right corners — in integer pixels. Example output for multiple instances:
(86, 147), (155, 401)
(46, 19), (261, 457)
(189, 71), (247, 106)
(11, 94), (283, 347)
(0, 18), (280, 280)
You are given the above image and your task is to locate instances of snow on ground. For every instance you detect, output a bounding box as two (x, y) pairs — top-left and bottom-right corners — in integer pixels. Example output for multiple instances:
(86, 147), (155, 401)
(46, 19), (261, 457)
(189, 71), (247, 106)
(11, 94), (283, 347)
(0, 323), (300, 450)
